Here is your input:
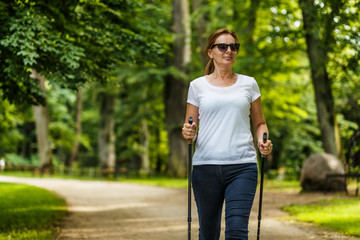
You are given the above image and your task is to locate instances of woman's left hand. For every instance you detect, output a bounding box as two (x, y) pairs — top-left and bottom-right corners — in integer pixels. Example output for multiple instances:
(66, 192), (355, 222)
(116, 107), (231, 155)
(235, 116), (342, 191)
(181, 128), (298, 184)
(258, 140), (273, 156)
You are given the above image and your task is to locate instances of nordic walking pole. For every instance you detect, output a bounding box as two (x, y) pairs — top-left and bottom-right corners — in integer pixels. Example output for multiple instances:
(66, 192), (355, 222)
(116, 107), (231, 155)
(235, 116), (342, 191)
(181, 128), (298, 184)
(187, 116), (193, 240)
(257, 132), (267, 240)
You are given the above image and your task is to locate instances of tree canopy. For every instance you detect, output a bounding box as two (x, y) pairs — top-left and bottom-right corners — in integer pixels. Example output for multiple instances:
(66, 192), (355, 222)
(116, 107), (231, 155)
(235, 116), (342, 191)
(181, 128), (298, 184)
(0, 0), (166, 105)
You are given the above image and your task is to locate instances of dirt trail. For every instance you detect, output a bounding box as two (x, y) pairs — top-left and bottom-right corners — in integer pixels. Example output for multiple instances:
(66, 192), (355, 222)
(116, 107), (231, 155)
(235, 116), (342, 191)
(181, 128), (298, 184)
(0, 176), (357, 240)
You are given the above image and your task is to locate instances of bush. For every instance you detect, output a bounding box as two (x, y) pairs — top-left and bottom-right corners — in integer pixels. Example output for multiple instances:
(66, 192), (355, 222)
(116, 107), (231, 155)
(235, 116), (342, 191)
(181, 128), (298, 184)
(4, 153), (39, 169)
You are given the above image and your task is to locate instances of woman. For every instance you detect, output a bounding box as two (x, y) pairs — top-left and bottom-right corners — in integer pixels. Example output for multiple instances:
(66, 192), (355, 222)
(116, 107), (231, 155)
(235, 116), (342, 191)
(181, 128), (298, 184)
(182, 28), (273, 240)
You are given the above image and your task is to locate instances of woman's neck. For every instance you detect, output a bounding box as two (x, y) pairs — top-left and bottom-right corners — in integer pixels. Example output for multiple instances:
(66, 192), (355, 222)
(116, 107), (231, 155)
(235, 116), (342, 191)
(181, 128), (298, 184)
(207, 67), (236, 86)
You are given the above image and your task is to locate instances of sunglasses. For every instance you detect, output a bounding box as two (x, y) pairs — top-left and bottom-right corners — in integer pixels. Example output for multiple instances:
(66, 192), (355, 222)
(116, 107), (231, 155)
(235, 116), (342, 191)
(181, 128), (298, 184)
(211, 43), (240, 52)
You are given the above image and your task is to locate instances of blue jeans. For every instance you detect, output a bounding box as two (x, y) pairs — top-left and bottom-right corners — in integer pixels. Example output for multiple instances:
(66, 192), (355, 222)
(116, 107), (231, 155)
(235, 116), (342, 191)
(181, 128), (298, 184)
(192, 163), (258, 240)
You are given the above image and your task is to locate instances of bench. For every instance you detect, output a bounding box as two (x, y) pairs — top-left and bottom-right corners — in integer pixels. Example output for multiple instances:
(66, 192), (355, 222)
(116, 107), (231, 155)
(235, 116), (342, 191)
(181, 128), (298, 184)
(101, 167), (128, 179)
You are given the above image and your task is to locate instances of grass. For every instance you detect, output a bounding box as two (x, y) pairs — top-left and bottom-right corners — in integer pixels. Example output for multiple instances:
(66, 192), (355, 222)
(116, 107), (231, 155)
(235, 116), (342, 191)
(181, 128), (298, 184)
(282, 198), (360, 237)
(122, 176), (189, 188)
(262, 179), (300, 192)
(0, 182), (67, 239)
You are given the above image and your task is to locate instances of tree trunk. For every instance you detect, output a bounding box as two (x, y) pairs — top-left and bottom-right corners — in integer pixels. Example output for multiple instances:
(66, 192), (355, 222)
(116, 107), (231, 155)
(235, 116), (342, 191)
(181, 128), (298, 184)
(68, 88), (83, 166)
(31, 69), (52, 172)
(139, 119), (150, 175)
(173, 0), (191, 68)
(98, 93), (116, 169)
(165, 0), (191, 177)
(137, 85), (151, 175)
(155, 127), (163, 174)
(191, 0), (208, 67)
(165, 78), (188, 177)
(299, 0), (338, 157)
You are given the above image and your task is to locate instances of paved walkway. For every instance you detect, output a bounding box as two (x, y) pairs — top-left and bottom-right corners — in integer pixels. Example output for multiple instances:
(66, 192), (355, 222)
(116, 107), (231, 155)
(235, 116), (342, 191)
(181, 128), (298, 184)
(0, 176), (357, 240)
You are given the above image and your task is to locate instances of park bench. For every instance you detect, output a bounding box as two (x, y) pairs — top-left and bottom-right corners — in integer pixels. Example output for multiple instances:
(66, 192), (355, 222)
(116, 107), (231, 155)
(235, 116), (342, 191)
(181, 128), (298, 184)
(101, 159), (129, 179)
(31, 163), (53, 176)
(324, 129), (360, 196)
(101, 167), (128, 179)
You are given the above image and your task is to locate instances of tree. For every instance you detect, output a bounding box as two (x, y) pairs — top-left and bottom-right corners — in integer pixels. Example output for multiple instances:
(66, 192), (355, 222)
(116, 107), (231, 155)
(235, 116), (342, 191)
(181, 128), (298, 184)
(0, 0), (168, 170)
(165, 0), (192, 177)
(299, 0), (341, 157)
(31, 69), (52, 171)
(98, 92), (117, 169)
(0, 1), (85, 106)
(77, 0), (170, 170)
(0, 1), (85, 170)
(68, 88), (83, 166)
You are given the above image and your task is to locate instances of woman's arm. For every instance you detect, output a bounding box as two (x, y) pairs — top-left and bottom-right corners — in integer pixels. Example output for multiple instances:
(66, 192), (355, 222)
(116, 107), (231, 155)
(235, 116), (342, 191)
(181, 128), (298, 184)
(250, 97), (272, 155)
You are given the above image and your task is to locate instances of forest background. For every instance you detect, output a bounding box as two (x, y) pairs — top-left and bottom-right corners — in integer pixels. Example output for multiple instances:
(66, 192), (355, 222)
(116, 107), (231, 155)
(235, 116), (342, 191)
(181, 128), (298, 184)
(0, 0), (359, 179)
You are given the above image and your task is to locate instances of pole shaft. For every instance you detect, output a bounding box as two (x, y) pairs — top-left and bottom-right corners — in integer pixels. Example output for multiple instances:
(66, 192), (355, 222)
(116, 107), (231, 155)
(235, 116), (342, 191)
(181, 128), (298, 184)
(257, 156), (265, 240)
(257, 132), (267, 240)
(188, 116), (193, 240)
(188, 143), (192, 240)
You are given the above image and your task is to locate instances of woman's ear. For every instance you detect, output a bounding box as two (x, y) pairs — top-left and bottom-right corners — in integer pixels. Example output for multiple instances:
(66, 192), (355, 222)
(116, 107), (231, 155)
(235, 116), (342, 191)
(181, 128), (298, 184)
(207, 49), (213, 59)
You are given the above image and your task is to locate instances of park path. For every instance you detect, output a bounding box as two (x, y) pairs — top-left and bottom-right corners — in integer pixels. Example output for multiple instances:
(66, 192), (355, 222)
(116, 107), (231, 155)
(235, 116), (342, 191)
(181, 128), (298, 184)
(0, 176), (357, 240)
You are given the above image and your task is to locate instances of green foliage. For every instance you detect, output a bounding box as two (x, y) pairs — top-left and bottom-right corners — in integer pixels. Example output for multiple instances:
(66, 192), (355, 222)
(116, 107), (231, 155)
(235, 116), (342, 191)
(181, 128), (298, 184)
(0, 0), (168, 105)
(4, 153), (39, 167)
(283, 198), (360, 237)
(0, 0), (171, 170)
(0, 100), (24, 156)
(112, 65), (176, 171)
(0, 182), (66, 239)
(0, 1), (85, 105)
(47, 86), (79, 160)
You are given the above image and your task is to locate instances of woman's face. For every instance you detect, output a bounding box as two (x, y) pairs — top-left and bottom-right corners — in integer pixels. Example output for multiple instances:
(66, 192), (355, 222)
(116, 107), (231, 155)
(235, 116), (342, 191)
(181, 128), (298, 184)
(208, 34), (238, 68)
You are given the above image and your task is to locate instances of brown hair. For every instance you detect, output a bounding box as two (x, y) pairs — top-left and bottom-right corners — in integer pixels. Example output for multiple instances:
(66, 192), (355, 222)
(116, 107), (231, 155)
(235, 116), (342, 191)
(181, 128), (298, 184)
(204, 28), (240, 75)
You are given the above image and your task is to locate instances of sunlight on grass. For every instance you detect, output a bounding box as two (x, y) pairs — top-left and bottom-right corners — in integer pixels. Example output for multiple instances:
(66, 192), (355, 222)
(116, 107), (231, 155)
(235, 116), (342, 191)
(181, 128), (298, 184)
(123, 177), (188, 188)
(0, 182), (67, 239)
(283, 198), (360, 237)
(263, 179), (300, 192)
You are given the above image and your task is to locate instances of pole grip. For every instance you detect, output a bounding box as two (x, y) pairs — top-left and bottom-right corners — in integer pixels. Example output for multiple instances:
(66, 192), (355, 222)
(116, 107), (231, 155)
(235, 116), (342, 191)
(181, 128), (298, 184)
(187, 117), (193, 144)
(263, 132), (267, 143)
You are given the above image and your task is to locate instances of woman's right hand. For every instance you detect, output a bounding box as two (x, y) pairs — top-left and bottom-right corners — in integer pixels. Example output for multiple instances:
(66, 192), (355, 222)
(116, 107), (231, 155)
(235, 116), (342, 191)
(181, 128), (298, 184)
(182, 122), (197, 143)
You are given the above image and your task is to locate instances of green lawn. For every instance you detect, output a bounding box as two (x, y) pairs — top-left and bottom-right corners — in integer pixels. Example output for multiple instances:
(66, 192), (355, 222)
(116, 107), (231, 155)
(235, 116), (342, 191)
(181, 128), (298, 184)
(0, 182), (67, 239)
(283, 198), (360, 237)
(123, 176), (189, 188)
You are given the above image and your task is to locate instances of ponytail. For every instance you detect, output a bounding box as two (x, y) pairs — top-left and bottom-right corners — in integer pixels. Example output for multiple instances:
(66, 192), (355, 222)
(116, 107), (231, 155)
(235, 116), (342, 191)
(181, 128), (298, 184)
(204, 59), (215, 75)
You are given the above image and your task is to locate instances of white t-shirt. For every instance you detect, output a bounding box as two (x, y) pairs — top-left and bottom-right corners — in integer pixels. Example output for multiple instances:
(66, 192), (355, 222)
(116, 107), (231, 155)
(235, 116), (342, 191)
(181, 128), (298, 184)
(187, 74), (261, 165)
